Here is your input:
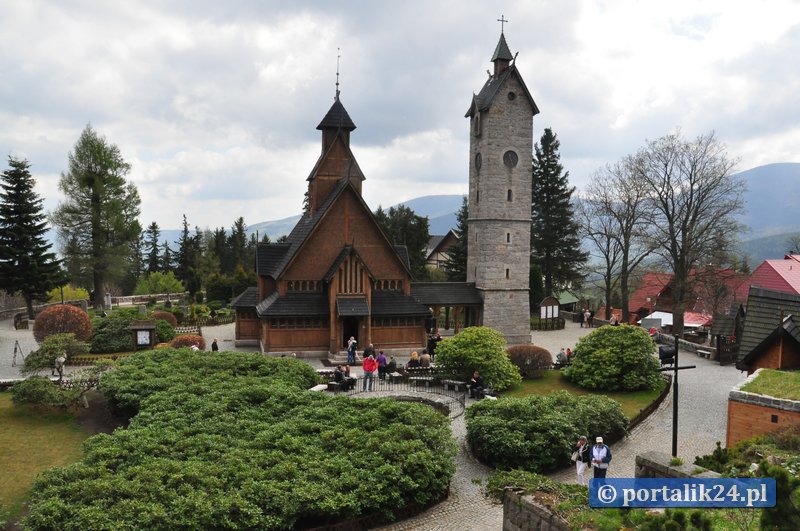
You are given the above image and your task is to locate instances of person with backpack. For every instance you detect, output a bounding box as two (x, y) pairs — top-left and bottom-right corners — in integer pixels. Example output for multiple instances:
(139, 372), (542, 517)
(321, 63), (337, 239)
(592, 436), (613, 478)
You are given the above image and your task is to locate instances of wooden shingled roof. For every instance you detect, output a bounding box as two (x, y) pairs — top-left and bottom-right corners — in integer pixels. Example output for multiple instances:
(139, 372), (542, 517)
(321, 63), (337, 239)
(738, 286), (800, 364)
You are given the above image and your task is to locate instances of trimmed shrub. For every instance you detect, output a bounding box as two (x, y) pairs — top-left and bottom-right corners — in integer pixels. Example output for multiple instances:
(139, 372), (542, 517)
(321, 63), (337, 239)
(151, 310), (177, 327)
(33, 305), (92, 343)
(25, 350), (457, 529)
(171, 333), (206, 350)
(90, 309), (138, 353)
(154, 319), (175, 343)
(11, 376), (75, 408)
(435, 326), (522, 391)
(563, 325), (660, 391)
(466, 391), (627, 472)
(507, 344), (552, 379)
(22, 333), (89, 375)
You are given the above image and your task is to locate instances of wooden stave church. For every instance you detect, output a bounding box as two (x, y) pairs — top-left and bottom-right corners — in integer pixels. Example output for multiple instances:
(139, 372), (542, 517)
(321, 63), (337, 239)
(232, 31), (534, 356)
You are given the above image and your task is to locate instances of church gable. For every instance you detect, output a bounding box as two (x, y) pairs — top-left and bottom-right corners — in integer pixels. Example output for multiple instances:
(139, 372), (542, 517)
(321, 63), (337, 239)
(282, 183), (411, 284)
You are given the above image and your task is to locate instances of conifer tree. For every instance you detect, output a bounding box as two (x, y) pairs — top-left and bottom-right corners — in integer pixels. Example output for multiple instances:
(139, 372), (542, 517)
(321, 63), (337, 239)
(443, 196), (468, 281)
(51, 125), (141, 309)
(144, 222), (161, 273)
(0, 156), (63, 317)
(530, 128), (588, 296)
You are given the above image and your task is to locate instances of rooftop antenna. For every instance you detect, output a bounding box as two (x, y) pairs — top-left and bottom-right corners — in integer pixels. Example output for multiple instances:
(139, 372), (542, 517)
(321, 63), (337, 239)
(335, 47), (341, 100)
(497, 14), (508, 33)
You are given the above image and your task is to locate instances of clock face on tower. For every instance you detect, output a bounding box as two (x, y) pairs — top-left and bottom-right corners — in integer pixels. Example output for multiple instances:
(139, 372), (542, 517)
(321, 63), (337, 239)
(503, 150), (519, 168)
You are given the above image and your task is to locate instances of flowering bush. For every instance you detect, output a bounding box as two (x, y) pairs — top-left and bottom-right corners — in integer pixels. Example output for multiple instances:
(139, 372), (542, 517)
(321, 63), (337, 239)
(506, 344), (552, 379)
(151, 310), (177, 327)
(33, 305), (92, 343)
(170, 334), (205, 350)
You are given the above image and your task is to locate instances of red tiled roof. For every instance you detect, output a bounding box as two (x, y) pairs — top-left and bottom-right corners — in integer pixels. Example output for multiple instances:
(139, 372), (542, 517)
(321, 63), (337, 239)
(737, 257), (800, 300)
(683, 311), (713, 327)
(628, 272), (673, 313)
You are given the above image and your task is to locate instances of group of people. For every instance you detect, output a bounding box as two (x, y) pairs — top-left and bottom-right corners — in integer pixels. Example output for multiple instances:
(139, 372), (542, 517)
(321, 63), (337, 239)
(581, 308), (595, 328)
(573, 435), (613, 485)
(556, 347), (574, 365)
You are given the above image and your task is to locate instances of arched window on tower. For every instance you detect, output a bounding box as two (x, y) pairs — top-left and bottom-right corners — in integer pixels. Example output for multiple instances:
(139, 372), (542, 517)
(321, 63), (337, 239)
(505, 268), (510, 279)
(507, 189), (513, 201)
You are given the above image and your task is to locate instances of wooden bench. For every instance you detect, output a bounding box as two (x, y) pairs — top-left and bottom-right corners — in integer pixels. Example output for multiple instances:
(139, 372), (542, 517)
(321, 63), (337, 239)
(696, 350), (711, 359)
(441, 379), (468, 392)
(388, 371), (404, 383)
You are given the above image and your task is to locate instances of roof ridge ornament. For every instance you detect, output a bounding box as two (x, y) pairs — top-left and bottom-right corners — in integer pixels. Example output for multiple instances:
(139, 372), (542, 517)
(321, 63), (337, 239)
(335, 47), (341, 100)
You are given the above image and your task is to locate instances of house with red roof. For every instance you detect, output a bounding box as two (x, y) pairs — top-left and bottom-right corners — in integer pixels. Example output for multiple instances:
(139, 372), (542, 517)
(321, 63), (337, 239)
(736, 255), (800, 301)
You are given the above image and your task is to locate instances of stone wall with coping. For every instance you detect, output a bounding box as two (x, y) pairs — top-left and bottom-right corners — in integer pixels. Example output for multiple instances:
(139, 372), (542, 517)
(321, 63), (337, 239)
(503, 489), (569, 531)
(635, 451), (721, 479)
(726, 368), (800, 446)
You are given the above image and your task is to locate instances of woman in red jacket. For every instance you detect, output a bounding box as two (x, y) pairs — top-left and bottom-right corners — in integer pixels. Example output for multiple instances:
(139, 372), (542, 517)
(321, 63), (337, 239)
(362, 354), (378, 391)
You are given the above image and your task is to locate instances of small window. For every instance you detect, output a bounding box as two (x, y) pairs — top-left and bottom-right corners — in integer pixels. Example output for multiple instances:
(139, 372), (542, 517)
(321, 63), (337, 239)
(506, 233), (511, 243)
(507, 189), (513, 201)
(507, 91), (516, 101)
(772, 414), (779, 423)
(476, 190), (480, 203)
(475, 152), (482, 170)
(505, 268), (510, 279)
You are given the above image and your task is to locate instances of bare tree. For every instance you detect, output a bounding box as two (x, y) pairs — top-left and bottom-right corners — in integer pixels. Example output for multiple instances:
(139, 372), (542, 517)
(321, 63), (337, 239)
(787, 233), (800, 255)
(582, 159), (655, 322)
(634, 131), (745, 335)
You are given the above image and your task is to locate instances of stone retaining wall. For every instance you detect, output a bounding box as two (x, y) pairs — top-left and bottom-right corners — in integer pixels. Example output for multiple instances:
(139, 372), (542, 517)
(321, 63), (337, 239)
(503, 489), (569, 531)
(635, 451), (721, 478)
(727, 368), (800, 446)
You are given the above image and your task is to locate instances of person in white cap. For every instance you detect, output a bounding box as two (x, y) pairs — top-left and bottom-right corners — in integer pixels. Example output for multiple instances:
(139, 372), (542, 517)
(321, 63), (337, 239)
(592, 436), (612, 478)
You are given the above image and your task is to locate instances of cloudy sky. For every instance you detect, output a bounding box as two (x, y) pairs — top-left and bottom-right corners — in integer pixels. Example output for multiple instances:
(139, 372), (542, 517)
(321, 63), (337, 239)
(2, 0), (799, 234)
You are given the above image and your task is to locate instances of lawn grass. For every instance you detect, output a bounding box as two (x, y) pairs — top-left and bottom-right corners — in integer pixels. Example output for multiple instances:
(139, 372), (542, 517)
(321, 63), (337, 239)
(505, 370), (665, 420)
(741, 368), (800, 400)
(0, 392), (90, 523)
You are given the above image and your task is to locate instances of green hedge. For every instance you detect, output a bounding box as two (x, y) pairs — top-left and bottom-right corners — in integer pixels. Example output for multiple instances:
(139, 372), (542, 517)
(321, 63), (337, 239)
(466, 391), (627, 472)
(23, 350), (457, 530)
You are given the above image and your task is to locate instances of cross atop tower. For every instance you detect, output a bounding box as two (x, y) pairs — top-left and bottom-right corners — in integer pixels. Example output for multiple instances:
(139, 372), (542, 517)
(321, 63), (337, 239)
(497, 14), (508, 33)
(335, 48), (341, 100)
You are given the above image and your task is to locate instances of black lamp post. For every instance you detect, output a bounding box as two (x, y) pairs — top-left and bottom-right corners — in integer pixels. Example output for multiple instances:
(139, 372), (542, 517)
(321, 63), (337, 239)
(659, 334), (696, 457)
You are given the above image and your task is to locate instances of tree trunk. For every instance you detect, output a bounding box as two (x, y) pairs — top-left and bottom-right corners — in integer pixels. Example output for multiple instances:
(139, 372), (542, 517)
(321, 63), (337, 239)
(25, 295), (35, 320)
(620, 266), (630, 323)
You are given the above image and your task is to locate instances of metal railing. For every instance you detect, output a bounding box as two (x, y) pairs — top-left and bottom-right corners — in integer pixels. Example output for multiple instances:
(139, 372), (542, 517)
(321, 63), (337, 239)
(331, 375), (468, 419)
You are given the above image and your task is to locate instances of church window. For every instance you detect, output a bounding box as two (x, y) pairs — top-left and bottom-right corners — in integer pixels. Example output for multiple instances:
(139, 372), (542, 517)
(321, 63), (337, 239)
(476, 190), (479, 203)
(507, 189), (513, 201)
(288, 281), (294, 292)
(506, 232), (511, 243)
(507, 91), (516, 101)
(505, 268), (510, 279)
(475, 152), (482, 170)
(473, 113), (482, 137)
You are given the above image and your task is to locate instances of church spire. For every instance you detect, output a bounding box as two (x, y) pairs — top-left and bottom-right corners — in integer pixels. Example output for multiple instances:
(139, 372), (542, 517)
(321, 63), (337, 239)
(317, 49), (356, 151)
(491, 16), (514, 76)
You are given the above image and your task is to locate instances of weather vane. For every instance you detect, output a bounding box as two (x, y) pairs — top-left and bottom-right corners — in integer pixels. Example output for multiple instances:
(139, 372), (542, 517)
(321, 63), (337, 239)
(335, 48), (341, 99)
(497, 14), (508, 33)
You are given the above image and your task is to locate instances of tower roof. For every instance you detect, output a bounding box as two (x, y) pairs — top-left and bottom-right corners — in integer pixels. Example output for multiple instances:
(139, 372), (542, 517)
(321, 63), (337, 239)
(316, 97), (356, 131)
(491, 33), (514, 62)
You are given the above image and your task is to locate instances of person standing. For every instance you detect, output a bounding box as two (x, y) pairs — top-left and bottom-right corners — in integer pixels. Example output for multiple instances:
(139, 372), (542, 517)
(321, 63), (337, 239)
(211, 338), (219, 352)
(363, 343), (375, 359)
(362, 353), (377, 391)
(376, 350), (387, 380)
(347, 336), (357, 365)
(574, 436), (591, 485)
(591, 436), (612, 478)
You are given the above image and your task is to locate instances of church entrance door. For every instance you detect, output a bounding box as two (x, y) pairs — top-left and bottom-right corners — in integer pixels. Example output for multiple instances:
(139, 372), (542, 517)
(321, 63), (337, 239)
(342, 317), (359, 350)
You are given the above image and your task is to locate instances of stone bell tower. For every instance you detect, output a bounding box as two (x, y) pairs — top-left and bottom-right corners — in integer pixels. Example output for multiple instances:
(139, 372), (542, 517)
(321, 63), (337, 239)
(465, 29), (539, 345)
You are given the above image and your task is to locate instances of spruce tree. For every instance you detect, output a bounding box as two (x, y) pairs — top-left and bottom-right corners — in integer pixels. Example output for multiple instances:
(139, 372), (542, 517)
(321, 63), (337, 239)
(0, 156), (63, 317)
(144, 222), (161, 273)
(443, 196), (468, 281)
(530, 128), (588, 296)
